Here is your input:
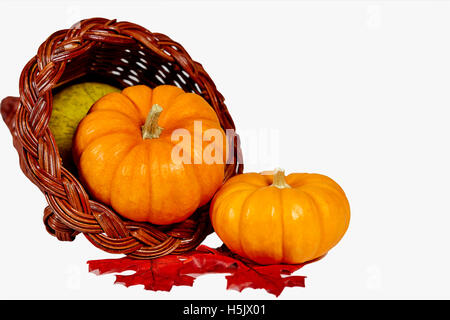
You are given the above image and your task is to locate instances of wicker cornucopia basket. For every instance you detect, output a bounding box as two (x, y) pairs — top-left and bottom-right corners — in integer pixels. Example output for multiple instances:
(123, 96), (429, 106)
(1, 18), (243, 259)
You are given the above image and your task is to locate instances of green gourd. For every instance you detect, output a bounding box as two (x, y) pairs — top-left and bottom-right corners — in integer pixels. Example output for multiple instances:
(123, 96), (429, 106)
(49, 82), (120, 172)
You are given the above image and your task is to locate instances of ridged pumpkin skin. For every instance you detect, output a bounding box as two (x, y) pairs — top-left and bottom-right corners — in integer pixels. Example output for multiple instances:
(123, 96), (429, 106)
(73, 85), (226, 225)
(210, 169), (350, 264)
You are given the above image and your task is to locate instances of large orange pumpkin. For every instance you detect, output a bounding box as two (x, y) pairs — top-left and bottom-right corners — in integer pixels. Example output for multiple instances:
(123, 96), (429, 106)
(210, 168), (350, 264)
(73, 85), (227, 225)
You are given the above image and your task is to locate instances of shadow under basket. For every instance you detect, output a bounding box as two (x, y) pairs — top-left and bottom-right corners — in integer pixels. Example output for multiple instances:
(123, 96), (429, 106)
(1, 18), (243, 259)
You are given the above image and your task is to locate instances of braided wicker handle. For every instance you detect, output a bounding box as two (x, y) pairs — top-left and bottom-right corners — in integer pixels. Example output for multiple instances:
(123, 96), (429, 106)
(2, 18), (243, 259)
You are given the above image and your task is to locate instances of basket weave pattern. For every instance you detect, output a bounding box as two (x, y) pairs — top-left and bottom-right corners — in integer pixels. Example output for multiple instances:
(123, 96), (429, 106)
(1, 18), (243, 259)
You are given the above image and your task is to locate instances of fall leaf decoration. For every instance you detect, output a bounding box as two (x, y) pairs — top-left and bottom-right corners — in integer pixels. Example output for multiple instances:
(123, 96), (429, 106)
(87, 245), (321, 296)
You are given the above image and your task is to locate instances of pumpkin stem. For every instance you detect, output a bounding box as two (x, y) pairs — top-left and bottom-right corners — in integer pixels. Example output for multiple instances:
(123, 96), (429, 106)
(142, 104), (163, 139)
(271, 168), (291, 189)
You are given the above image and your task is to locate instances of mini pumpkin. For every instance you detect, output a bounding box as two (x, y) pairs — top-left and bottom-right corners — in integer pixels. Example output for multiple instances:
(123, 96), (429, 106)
(210, 168), (350, 264)
(73, 85), (227, 225)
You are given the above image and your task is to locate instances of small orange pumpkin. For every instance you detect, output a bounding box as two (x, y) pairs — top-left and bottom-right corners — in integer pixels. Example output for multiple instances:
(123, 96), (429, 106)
(73, 85), (227, 225)
(210, 168), (350, 264)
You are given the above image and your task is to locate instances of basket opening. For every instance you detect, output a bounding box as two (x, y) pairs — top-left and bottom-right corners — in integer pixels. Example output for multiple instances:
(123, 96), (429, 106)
(53, 41), (204, 97)
(48, 38), (239, 180)
(50, 40), (213, 177)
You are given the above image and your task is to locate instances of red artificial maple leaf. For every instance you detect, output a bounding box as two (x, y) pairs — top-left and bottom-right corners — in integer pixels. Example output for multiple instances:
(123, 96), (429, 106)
(88, 245), (322, 296)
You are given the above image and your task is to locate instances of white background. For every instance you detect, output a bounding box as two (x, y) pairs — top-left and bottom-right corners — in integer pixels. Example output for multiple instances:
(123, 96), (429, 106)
(0, 0), (449, 299)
